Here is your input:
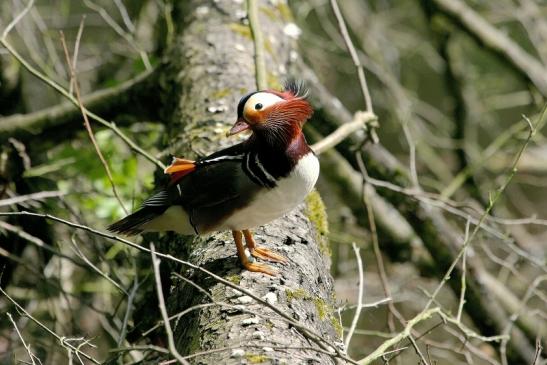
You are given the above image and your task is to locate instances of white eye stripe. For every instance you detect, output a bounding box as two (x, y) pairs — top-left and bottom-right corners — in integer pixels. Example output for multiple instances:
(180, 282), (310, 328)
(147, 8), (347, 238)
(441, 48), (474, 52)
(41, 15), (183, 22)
(244, 92), (283, 117)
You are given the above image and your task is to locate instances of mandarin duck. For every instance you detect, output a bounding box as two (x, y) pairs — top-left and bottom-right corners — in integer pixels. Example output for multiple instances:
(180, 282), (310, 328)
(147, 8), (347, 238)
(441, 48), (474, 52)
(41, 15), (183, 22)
(108, 81), (319, 275)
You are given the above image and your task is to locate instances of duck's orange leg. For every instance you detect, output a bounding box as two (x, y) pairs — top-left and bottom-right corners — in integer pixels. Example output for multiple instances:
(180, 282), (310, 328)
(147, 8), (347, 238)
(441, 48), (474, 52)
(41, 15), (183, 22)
(232, 230), (277, 276)
(243, 229), (288, 264)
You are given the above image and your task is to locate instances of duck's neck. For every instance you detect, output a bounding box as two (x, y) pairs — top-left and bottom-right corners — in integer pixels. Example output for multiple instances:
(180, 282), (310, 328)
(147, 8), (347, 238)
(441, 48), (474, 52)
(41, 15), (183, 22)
(249, 130), (312, 178)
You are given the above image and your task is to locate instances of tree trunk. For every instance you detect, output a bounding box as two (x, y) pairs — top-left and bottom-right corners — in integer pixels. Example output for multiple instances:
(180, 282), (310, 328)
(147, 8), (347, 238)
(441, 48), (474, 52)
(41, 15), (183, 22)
(150, 1), (343, 363)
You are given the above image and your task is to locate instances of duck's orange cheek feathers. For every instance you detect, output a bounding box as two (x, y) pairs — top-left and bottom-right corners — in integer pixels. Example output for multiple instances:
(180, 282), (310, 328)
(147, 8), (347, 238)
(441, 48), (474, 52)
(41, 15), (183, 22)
(244, 109), (266, 125)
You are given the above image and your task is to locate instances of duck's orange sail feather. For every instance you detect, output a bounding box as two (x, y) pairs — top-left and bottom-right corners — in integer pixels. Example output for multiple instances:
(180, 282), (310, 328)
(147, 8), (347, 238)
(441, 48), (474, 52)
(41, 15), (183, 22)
(164, 157), (196, 184)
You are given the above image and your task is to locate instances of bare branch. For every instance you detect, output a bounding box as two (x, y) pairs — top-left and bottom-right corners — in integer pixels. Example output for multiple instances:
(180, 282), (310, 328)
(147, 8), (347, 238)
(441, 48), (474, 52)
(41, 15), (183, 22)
(247, 0), (267, 90)
(424, 112), (538, 312)
(344, 243), (365, 349)
(0, 287), (99, 364)
(329, 0), (373, 114)
(7, 312), (38, 365)
(69, 235), (127, 295)
(0, 38), (164, 169)
(68, 16), (86, 95)
(83, 0), (151, 70)
(150, 243), (190, 365)
(0, 68), (156, 143)
(430, 0), (547, 96)
(1, 0), (34, 40)
(113, 0), (135, 33)
(456, 218), (471, 322)
(311, 111), (377, 154)
(0, 210), (357, 365)
(0, 190), (64, 207)
(358, 308), (440, 365)
(60, 30), (128, 215)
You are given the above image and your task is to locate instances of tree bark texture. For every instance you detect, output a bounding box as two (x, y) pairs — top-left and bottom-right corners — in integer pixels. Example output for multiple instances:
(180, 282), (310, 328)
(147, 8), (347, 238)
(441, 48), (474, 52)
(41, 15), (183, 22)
(152, 1), (342, 363)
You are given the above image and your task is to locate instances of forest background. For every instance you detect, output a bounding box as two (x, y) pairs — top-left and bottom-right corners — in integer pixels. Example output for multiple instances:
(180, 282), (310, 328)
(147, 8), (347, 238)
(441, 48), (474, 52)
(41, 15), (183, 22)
(0, 0), (546, 364)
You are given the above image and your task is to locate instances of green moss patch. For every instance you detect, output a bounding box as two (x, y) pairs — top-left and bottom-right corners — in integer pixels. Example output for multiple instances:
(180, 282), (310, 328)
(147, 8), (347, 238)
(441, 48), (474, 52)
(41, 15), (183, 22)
(211, 88), (231, 99)
(285, 288), (341, 338)
(313, 298), (327, 320)
(229, 23), (251, 39)
(285, 288), (309, 302)
(226, 274), (241, 285)
(305, 190), (331, 257)
(245, 354), (269, 363)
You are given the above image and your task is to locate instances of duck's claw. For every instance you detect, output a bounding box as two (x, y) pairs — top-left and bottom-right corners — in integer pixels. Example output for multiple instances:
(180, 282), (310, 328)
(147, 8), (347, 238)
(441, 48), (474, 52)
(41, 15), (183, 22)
(250, 247), (288, 264)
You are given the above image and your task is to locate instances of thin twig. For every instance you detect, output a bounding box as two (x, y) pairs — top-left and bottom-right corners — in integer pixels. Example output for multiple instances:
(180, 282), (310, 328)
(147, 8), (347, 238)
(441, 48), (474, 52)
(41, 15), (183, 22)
(0, 210), (357, 365)
(1, 0), (34, 40)
(441, 117), (536, 199)
(443, 326), (501, 365)
(69, 235), (127, 295)
(328, 0), (378, 146)
(358, 308), (440, 365)
(7, 312), (38, 365)
(141, 303), (217, 337)
(408, 335), (429, 365)
(0, 287), (99, 364)
(357, 153), (405, 326)
(150, 243), (190, 365)
(344, 243), (364, 349)
(69, 16), (86, 95)
(342, 297), (393, 311)
(0, 38), (163, 169)
(60, 31), (129, 215)
(329, 0), (373, 114)
(0, 190), (64, 207)
(424, 112), (537, 311)
(402, 122), (419, 188)
(311, 111), (377, 154)
(456, 218), (471, 322)
(247, 0), (267, 90)
(362, 172), (546, 268)
(499, 274), (547, 365)
(26, 2), (65, 80)
(117, 277), (139, 347)
(530, 337), (543, 365)
(431, 0), (547, 96)
(84, 0), (151, 70)
(9, 0), (61, 84)
(0, 220), (86, 268)
(113, 0), (135, 33)
(439, 312), (507, 342)
(110, 344), (170, 355)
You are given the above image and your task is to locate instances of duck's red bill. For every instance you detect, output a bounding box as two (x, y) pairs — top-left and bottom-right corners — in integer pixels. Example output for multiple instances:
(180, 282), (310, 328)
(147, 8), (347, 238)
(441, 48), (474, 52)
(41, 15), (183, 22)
(228, 118), (250, 136)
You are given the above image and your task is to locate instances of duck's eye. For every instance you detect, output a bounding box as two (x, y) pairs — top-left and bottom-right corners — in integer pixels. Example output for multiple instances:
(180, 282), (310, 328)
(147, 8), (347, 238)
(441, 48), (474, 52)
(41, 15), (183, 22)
(254, 103), (263, 110)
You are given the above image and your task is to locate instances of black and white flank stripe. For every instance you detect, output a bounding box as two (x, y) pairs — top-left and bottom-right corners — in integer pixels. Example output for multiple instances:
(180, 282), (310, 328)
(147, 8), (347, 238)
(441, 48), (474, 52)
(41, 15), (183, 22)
(242, 152), (277, 188)
(194, 150), (278, 188)
(196, 153), (245, 166)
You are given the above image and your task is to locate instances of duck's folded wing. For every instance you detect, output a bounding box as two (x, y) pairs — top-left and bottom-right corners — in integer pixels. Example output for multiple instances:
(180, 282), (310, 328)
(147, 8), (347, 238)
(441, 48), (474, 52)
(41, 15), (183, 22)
(163, 158), (260, 232)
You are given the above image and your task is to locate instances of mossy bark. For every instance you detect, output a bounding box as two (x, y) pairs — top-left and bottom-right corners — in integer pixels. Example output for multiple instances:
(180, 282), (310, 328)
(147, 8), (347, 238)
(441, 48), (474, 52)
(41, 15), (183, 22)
(148, 1), (342, 363)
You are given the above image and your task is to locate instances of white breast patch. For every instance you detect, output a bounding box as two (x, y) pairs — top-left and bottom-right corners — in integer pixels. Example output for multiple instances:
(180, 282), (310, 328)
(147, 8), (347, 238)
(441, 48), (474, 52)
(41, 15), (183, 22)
(219, 152), (320, 231)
